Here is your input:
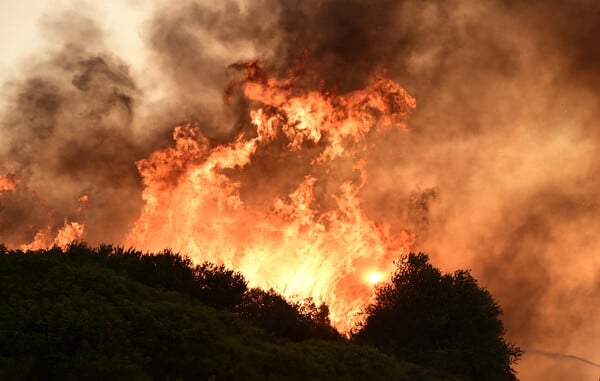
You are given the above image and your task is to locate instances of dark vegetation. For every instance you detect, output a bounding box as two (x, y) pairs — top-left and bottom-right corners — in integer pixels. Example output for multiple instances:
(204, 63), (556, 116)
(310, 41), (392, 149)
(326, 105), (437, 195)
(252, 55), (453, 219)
(0, 243), (520, 380)
(354, 253), (522, 381)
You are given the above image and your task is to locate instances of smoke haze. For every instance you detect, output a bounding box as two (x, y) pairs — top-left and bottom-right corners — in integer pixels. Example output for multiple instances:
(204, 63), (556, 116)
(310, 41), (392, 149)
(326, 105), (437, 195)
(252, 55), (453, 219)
(1, 1), (599, 379)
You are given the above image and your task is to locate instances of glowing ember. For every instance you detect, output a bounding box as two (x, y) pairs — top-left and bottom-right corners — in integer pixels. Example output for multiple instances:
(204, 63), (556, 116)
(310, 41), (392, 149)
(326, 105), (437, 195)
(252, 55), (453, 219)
(125, 63), (416, 331)
(77, 194), (89, 214)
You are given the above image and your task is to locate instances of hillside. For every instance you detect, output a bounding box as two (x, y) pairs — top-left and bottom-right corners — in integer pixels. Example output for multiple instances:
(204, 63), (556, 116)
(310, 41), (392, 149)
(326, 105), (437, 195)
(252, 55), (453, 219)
(0, 245), (459, 381)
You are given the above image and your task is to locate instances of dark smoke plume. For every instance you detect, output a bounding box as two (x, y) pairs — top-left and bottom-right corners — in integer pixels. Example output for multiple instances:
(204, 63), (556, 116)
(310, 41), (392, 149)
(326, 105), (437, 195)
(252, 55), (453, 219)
(1, 10), (153, 245)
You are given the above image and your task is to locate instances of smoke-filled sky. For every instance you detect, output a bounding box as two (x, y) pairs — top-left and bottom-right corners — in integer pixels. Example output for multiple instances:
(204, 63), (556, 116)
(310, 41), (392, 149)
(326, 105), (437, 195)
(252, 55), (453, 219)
(1, 1), (600, 380)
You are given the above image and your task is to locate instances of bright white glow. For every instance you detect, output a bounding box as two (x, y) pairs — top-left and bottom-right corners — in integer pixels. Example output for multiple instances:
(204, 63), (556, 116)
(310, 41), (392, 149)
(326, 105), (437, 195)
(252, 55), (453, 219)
(367, 271), (384, 285)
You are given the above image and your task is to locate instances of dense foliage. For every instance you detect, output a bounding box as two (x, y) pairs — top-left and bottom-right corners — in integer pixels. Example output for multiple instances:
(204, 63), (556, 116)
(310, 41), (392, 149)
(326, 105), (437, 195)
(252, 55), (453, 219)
(0, 244), (453, 381)
(354, 253), (522, 381)
(4, 243), (338, 343)
(0, 244), (519, 380)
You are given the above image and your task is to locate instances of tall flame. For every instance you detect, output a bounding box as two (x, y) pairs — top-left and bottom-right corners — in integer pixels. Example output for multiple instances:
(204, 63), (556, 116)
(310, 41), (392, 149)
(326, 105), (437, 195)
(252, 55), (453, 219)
(126, 64), (416, 330)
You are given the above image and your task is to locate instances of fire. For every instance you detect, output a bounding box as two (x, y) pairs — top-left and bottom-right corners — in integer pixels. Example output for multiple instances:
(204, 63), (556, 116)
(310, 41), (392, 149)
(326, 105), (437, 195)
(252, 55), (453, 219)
(0, 174), (19, 192)
(2, 61), (415, 330)
(21, 220), (85, 251)
(366, 271), (385, 285)
(125, 62), (416, 331)
(18, 194), (88, 251)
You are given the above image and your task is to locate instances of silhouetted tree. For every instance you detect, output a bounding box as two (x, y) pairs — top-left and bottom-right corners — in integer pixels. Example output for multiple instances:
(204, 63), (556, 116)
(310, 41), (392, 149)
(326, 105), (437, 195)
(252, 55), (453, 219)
(193, 262), (248, 310)
(236, 289), (340, 341)
(297, 298), (341, 340)
(52, 244), (338, 341)
(354, 252), (522, 381)
(63, 243), (248, 311)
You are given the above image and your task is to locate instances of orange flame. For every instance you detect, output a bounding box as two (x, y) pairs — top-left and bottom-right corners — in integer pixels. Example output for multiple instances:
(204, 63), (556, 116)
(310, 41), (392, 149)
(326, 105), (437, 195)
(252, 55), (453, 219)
(0, 174), (19, 192)
(21, 220), (85, 251)
(126, 65), (416, 331)
(18, 194), (87, 251)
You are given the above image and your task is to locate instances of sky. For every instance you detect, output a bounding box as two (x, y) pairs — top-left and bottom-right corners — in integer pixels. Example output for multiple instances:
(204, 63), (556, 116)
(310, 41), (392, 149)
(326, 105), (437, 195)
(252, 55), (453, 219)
(1, 1), (600, 380)
(0, 1), (147, 77)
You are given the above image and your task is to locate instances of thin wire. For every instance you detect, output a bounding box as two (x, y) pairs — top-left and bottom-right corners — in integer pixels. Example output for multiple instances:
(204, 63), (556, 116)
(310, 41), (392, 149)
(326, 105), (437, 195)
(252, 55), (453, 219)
(524, 349), (600, 369)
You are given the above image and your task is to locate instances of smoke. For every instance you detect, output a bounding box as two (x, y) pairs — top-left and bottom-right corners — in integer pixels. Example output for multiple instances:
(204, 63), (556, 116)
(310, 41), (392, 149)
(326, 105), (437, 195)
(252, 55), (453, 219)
(348, 1), (600, 379)
(2, 0), (600, 379)
(344, 1), (600, 379)
(0, 9), (155, 246)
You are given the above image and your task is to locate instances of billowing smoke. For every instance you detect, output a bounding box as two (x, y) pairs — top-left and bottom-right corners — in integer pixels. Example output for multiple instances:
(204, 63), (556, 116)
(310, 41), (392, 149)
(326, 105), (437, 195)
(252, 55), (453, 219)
(0, 10), (158, 246)
(2, 0), (600, 379)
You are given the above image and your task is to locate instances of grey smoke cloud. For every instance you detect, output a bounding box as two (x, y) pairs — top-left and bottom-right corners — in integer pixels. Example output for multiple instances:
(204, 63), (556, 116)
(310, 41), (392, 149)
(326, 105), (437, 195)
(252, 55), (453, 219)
(0, 10), (152, 246)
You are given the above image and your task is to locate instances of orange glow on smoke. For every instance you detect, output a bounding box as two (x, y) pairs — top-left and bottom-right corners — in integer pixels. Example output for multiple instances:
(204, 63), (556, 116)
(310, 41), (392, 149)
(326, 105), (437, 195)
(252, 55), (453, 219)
(125, 63), (416, 331)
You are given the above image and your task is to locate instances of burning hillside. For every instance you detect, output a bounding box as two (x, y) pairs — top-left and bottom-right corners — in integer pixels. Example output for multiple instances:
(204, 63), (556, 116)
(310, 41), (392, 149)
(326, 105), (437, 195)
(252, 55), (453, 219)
(125, 61), (416, 329)
(2, 1), (600, 378)
(1, 59), (419, 331)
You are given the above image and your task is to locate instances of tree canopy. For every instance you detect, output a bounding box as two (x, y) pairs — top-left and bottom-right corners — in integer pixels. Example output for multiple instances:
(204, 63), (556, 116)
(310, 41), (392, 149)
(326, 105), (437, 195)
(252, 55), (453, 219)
(354, 252), (522, 381)
(0, 244), (454, 381)
(0, 244), (521, 380)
